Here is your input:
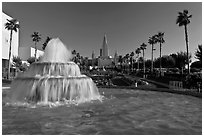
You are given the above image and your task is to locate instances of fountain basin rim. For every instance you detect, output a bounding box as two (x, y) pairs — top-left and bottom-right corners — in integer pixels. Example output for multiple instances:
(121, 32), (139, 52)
(98, 86), (202, 98)
(15, 76), (91, 80)
(33, 62), (77, 65)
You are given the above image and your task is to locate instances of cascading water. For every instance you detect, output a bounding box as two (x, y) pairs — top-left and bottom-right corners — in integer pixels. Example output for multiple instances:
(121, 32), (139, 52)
(7, 38), (102, 105)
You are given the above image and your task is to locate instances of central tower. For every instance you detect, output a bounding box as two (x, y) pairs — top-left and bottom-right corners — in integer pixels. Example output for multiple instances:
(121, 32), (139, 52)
(98, 34), (112, 67)
(102, 34), (109, 57)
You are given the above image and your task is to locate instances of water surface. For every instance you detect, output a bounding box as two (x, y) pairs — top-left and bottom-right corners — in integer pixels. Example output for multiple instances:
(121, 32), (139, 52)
(2, 88), (202, 135)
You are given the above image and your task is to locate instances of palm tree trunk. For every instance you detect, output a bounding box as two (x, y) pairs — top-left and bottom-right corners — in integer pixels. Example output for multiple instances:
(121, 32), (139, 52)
(143, 50), (145, 78)
(184, 25), (190, 74)
(151, 44), (154, 74)
(34, 42), (37, 62)
(8, 30), (13, 80)
(132, 61), (134, 72)
(131, 58), (134, 72)
(159, 42), (162, 77)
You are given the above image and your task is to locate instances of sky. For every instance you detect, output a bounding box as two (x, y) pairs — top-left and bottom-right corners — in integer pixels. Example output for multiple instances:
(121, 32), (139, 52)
(2, 2), (202, 61)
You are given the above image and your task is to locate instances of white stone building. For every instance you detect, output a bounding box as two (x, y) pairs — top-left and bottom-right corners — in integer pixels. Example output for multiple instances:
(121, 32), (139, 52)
(2, 12), (19, 68)
(2, 12), (20, 78)
(19, 46), (44, 61)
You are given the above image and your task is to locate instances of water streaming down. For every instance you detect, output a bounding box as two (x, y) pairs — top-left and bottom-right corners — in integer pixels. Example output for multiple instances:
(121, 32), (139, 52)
(7, 38), (102, 105)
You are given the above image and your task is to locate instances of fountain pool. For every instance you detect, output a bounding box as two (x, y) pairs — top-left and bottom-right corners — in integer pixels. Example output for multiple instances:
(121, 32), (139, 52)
(2, 88), (202, 135)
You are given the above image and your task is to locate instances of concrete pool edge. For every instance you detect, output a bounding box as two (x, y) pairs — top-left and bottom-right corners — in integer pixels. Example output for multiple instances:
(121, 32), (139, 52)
(98, 86), (202, 98)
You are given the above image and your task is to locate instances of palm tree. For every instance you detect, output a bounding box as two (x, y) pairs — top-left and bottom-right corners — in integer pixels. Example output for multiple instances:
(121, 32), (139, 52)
(140, 43), (147, 77)
(118, 55), (123, 71)
(148, 35), (157, 74)
(125, 53), (130, 72)
(31, 32), (41, 62)
(135, 47), (141, 71)
(72, 50), (76, 55)
(5, 18), (20, 79)
(155, 32), (165, 76)
(130, 51), (135, 72)
(76, 52), (81, 64)
(195, 44), (202, 62)
(42, 36), (52, 50)
(176, 9), (192, 74)
(72, 50), (77, 62)
(12, 56), (22, 72)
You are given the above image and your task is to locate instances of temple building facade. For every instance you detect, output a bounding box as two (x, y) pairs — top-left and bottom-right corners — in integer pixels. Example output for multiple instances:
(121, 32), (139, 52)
(86, 34), (120, 69)
(98, 34), (113, 67)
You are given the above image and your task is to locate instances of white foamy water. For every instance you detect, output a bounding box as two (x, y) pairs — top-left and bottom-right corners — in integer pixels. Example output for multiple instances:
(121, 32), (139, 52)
(40, 38), (73, 63)
(7, 38), (102, 105)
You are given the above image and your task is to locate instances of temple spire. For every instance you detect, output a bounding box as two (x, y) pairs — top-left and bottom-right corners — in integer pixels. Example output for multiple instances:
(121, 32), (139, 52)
(102, 33), (108, 57)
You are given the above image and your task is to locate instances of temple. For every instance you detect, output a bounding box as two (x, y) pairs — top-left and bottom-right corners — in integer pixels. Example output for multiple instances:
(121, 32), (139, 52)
(98, 34), (113, 67)
(101, 34), (109, 57)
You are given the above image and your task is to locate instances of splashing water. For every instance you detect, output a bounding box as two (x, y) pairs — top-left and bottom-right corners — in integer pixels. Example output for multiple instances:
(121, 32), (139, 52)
(40, 38), (73, 63)
(6, 38), (102, 105)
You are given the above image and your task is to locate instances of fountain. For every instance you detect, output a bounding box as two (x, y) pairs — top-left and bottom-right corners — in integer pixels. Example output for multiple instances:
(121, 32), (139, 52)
(7, 38), (102, 105)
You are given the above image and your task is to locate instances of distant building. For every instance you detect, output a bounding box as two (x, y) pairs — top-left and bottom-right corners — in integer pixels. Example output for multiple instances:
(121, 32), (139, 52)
(19, 47), (44, 61)
(98, 34), (113, 67)
(85, 34), (121, 69)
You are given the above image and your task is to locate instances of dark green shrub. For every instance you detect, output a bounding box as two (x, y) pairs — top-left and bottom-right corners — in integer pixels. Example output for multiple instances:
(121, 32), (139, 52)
(184, 73), (202, 89)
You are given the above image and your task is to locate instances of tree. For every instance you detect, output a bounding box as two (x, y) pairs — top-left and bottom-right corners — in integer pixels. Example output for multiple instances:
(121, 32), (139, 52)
(124, 53), (130, 72)
(138, 57), (144, 70)
(71, 50), (83, 65)
(176, 9), (192, 74)
(72, 50), (76, 55)
(118, 55), (123, 71)
(145, 59), (152, 70)
(148, 35), (157, 73)
(42, 36), (52, 50)
(12, 56), (22, 71)
(130, 51), (135, 72)
(72, 50), (76, 61)
(190, 61), (201, 69)
(84, 57), (89, 70)
(27, 57), (36, 65)
(170, 51), (191, 74)
(31, 32), (41, 62)
(76, 52), (81, 64)
(5, 18), (20, 79)
(161, 55), (175, 68)
(72, 50), (81, 64)
(135, 47), (141, 71)
(195, 44), (202, 62)
(12, 56), (22, 66)
(155, 32), (165, 76)
(140, 43), (147, 77)
(118, 55), (123, 65)
(13, 56), (27, 72)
